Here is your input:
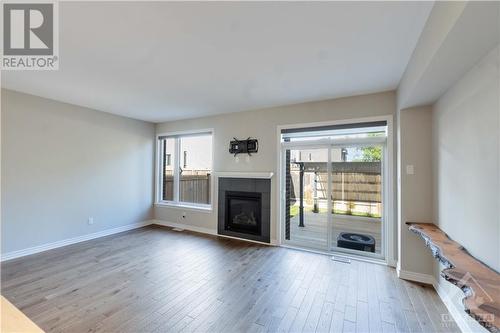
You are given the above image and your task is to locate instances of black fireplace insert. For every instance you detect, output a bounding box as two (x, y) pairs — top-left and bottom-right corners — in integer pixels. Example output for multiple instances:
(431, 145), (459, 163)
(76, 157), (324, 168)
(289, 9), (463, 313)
(225, 191), (262, 235)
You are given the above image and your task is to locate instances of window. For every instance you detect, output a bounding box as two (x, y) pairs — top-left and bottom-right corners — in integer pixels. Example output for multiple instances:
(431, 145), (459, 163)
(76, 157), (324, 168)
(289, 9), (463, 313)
(157, 131), (213, 208)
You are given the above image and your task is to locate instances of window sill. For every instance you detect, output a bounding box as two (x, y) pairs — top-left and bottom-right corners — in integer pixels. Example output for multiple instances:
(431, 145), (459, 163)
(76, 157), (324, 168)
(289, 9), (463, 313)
(154, 202), (213, 212)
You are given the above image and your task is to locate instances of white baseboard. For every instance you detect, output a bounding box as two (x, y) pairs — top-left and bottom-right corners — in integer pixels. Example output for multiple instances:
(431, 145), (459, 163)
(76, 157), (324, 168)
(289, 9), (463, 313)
(433, 278), (490, 333)
(2, 219), (277, 262)
(151, 219), (278, 246)
(1, 220), (154, 262)
(432, 279), (473, 333)
(396, 268), (435, 285)
(152, 219), (217, 236)
(397, 269), (485, 333)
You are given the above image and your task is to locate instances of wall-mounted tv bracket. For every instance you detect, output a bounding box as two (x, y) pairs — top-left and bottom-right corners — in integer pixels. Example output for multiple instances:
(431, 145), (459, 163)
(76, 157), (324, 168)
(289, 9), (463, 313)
(229, 137), (259, 157)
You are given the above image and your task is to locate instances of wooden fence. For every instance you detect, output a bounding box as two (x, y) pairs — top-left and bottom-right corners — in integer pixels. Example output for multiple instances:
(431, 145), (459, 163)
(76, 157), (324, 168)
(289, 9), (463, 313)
(290, 171), (381, 202)
(289, 170), (382, 217)
(162, 171), (211, 204)
(290, 162), (382, 203)
(161, 162), (380, 207)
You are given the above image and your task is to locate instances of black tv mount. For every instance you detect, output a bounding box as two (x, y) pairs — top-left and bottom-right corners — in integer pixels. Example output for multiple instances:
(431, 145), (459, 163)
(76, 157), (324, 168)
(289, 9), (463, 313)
(229, 137), (258, 156)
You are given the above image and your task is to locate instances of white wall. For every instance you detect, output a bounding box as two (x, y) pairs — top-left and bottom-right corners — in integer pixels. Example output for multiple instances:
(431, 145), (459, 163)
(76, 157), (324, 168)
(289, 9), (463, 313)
(1, 89), (155, 254)
(397, 106), (435, 277)
(155, 91), (396, 260)
(433, 45), (500, 272)
(429, 44), (499, 333)
(395, 1), (499, 284)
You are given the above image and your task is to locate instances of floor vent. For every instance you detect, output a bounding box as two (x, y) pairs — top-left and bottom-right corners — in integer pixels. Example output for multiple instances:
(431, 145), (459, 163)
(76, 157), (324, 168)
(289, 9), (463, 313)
(172, 227), (185, 232)
(331, 256), (351, 264)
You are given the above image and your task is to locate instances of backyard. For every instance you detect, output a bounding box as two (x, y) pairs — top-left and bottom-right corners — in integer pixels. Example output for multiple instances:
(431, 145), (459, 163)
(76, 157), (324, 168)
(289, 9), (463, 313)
(286, 145), (383, 254)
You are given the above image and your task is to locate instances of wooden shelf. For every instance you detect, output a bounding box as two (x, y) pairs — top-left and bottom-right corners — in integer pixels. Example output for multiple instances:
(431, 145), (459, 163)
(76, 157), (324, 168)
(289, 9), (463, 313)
(407, 222), (500, 333)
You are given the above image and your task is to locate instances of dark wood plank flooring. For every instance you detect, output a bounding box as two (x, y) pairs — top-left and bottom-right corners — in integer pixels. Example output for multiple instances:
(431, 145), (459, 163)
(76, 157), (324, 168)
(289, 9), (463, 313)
(1, 225), (460, 333)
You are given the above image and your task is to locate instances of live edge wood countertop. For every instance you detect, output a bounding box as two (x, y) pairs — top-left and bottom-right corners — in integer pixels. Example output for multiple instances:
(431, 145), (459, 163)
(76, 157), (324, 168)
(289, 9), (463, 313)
(407, 222), (500, 333)
(1, 296), (44, 333)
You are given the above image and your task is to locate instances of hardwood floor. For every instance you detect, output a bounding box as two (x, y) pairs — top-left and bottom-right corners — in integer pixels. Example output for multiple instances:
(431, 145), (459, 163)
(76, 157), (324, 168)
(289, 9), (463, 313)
(1, 225), (460, 333)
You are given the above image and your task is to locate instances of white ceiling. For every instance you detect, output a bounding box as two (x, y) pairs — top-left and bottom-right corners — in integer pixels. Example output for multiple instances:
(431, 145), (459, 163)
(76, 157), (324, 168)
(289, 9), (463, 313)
(1, 2), (434, 123)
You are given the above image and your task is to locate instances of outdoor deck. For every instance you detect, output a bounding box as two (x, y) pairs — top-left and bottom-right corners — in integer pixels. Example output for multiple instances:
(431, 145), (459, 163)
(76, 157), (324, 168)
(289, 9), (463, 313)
(288, 212), (382, 254)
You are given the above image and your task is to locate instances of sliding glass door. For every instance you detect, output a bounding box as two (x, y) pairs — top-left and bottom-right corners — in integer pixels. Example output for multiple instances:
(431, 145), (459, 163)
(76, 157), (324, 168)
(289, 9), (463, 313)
(281, 121), (388, 259)
(330, 144), (384, 256)
(285, 148), (329, 251)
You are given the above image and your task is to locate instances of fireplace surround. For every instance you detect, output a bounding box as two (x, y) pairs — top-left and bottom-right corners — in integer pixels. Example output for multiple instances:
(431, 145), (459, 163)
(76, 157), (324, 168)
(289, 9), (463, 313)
(218, 177), (271, 243)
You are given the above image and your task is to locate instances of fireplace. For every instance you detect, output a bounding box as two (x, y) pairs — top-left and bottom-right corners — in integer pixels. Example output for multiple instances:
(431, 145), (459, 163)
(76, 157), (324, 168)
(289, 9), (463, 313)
(218, 177), (271, 243)
(226, 191), (261, 235)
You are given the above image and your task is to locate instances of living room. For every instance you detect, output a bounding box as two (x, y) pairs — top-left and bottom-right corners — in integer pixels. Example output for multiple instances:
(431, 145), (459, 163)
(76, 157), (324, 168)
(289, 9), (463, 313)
(1, 1), (499, 332)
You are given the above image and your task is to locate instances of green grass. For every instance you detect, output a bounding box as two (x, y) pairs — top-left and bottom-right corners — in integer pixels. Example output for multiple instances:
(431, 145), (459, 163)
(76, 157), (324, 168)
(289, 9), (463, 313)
(290, 205), (322, 217)
(289, 205), (380, 218)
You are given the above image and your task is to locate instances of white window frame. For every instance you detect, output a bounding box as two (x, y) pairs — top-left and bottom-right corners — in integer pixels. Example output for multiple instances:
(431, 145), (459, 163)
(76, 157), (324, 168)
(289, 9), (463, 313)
(155, 129), (214, 211)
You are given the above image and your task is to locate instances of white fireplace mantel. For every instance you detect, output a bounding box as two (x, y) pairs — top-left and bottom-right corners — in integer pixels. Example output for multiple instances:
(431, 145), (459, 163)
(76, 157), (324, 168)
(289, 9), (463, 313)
(215, 171), (274, 179)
